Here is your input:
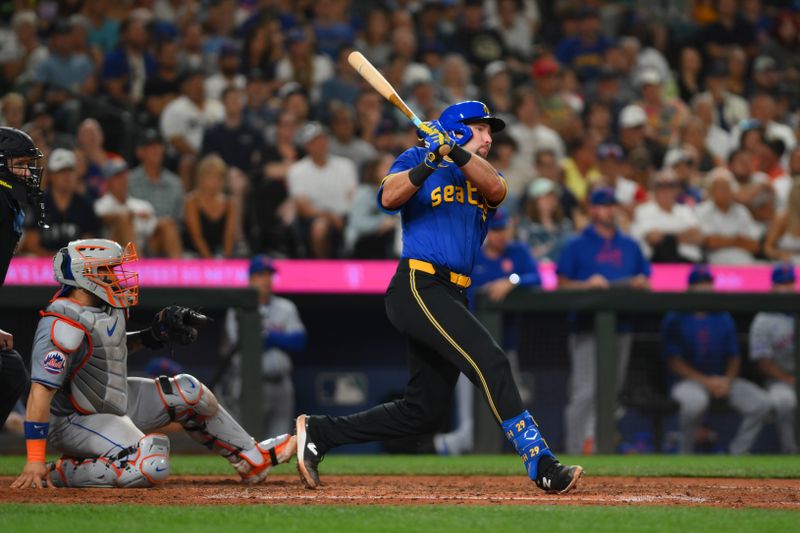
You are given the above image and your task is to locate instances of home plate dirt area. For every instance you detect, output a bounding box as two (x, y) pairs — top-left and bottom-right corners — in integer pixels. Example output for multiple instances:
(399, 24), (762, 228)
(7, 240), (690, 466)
(2, 475), (799, 509)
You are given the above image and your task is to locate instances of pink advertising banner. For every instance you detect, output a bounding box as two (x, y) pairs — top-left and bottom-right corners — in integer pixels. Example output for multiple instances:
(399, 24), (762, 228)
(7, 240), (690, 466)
(3, 258), (789, 294)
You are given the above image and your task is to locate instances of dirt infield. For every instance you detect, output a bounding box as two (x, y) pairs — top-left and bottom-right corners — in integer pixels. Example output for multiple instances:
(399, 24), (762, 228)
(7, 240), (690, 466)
(2, 474), (800, 508)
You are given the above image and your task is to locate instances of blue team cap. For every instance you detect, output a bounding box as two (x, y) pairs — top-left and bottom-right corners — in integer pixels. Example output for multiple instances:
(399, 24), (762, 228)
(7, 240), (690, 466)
(488, 208), (509, 230)
(772, 262), (796, 285)
(144, 357), (184, 378)
(589, 187), (617, 206)
(249, 255), (277, 276)
(688, 264), (714, 285)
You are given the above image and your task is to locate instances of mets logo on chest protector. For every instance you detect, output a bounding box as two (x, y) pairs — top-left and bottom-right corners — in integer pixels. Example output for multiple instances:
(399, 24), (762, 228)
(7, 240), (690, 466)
(43, 350), (67, 375)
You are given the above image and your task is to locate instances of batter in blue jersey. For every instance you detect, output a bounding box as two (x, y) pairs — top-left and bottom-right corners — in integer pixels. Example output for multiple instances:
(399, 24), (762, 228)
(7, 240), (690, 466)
(295, 101), (583, 494)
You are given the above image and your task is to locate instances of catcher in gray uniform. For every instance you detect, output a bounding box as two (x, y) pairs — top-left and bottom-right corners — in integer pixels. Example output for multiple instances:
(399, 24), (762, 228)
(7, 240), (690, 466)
(749, 263), (798, 454)
(12, 239), (296, 489)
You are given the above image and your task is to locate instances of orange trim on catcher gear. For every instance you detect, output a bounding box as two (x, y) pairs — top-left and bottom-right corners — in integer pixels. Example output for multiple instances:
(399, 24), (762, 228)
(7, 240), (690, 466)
(153, 377), (195, 421)
(55, 459), (69, 486)
(138, 454), (169, 485)
(174, 377), (203, 406)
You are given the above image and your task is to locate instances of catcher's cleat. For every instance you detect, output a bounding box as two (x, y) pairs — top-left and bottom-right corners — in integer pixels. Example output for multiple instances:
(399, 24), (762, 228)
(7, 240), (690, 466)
(295, 414), (323, 489)
(234, 433), (296, 484)
(535, 459), (583, 494)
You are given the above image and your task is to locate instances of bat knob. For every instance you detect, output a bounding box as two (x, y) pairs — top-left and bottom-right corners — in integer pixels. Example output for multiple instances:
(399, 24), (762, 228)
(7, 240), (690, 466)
(438, 145), (452, 157)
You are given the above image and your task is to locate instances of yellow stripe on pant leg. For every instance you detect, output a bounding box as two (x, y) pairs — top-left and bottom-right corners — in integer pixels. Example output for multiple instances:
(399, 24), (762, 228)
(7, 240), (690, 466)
(409, 269), (503, 424)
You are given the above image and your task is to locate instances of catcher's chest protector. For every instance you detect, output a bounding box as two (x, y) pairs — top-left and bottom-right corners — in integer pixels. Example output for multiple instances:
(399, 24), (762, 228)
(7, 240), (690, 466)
(47, 299), (129, 416)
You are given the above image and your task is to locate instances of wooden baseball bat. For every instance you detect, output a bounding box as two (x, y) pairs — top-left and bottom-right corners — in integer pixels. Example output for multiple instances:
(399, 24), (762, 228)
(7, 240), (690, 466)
(348, 51), (450, 156)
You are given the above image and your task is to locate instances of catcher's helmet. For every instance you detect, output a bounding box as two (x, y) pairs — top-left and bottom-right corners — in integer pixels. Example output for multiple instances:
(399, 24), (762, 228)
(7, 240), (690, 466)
(438, 101), (505, 146)
(0, 126), (43, 189)
(53, 239), (139, 308)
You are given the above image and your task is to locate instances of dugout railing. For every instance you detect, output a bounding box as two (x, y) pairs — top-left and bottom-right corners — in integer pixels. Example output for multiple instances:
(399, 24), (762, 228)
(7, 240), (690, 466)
(475, 289), (800, 454)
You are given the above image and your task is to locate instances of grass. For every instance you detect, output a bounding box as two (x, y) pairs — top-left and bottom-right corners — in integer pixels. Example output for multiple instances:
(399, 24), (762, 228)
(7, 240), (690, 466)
(3, 453), (800, 478)
(0, 504), (798, 532)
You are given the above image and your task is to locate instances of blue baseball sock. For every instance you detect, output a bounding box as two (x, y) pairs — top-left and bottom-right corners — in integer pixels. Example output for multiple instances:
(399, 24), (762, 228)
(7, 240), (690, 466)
(502, 410), (555, 481)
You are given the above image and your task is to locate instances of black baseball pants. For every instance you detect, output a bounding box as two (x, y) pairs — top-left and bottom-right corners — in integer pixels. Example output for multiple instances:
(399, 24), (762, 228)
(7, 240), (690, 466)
(310, 259), (523, 452)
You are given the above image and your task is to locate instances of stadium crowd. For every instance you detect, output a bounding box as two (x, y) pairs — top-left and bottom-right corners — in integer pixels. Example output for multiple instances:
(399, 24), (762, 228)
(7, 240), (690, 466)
(2, 0), (800, 263)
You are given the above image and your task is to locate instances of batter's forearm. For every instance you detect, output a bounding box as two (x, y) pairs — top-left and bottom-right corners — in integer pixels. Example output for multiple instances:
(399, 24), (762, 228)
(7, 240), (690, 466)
(460, 153), (507, 206)
(380, 171), (419, 210)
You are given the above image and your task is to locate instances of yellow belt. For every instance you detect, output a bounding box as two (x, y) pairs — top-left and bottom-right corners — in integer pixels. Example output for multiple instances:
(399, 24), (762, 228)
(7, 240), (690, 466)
(408, 259), (472, 289)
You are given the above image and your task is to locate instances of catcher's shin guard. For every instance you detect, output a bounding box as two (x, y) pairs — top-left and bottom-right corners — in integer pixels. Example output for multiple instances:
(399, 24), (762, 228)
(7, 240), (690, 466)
(155, 373), (290, 481)
(50, 434), (170, 488)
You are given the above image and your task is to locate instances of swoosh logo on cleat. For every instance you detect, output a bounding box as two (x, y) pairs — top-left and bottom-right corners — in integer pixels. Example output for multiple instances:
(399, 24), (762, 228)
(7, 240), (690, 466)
(155, 466), (167, 472)
(106, 318), (119, 337)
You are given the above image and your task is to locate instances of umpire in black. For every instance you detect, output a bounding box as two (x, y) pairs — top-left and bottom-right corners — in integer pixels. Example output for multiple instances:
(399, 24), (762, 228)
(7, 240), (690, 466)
(294, 101), (582, 494)
(0, 127), (46, 428)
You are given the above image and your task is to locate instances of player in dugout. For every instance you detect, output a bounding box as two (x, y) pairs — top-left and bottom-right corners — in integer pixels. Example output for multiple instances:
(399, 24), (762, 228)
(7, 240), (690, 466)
(295, 101), (583, 494)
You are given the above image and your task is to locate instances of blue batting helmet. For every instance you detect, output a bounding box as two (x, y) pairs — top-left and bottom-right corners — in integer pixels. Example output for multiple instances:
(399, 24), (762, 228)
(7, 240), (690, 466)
(438, 101), (505, 146)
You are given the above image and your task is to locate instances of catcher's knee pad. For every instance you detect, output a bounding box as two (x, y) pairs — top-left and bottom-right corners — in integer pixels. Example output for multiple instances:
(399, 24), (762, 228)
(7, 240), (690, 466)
(155, 373), (219, 421)
(120, 433), (171, 487)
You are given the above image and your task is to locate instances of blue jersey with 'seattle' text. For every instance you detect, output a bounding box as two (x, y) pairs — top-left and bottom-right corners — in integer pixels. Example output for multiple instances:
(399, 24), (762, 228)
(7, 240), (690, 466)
(377, 146), (506, 275)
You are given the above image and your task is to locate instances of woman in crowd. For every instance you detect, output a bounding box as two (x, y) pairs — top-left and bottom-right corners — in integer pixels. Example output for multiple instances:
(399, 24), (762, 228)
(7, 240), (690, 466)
(184, 154), (236, 258)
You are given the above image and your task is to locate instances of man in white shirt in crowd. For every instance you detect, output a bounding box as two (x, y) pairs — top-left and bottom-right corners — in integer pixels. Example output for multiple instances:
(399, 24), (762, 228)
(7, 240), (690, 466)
(94, 157), (157, 253)
(631, 171), (703, 262)
(287, 122), (357, 258)
(507, 87), (565, 166)
(696, 167), (761, 264)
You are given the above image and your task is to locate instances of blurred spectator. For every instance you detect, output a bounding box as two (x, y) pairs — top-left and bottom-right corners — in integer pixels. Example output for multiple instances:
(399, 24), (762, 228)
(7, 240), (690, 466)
(354, 8), (392, 68)
(583, 99), (614, 144)
(596, 142), (643, 223)
(74, 118), (118, 200)
(312, 0), (356, 58)
(276, 26), (334, 102)
(94, 156), (157, 251)
(562, 136), (601, 204)
(201, 86), (265, 178)
(764, 180), (800, 262)
(287, 122), (357, 258)
(750, 55), (782, 96)
(725, 46), (749, 97)
(696, 168), (760, 264)
(0, 11), (48, 87)
(439, 54), (478, 106)
(28, 19), (96, 126)
(0, 93), (25, 129)
(555, 7), (612, 82)
(241, 18), (284, 79)
(128, 130), (184, 258)
(738, 93), (797, 155)
(204, 41), (246, 101)
(749, 263), (798, 454)
(317, 46), (362, 118)
(557, 187), (650, 454)
(662, 265), (769, 455)
(177, 21), (206, 73)
(451, 0), (506, 70)
(101, 16), (156, 107)
(635, 69), (688, 149)
(184, 154), (236, 258)
(354, 90), (385, 145)
(241, 70), (275, 135)
(516, 178), (574, 263)
(20, 148), (100, 257)
(690, 93), (733, 162)
(728, 146), (769, 205)
(758, 136), (791, 211)
(679, 117), (719, 172)
(486, 132), (532, 213)
(222, 256), (306, 436)
(663, 147), (703, 206)
(344, 153), (397, 258)
(327, 104), (378, 172)
(507, 87), (565, 167)
(535, 148), (581, 224)
(160, 69), (225, 187)
(676, 47), (704, 104)
(28, 102), (75, 150)
(82, 0), (120, 58)
(617, 104), (663, 170)
(631, 171), (703, 263)
(488, 0), (535, 61)
(531, 55), (579, 142)
(701, 0), (757, 61)
(481, 60), (514, 122)
(697, 63), (748, 132)
(140, 38), (181, 129)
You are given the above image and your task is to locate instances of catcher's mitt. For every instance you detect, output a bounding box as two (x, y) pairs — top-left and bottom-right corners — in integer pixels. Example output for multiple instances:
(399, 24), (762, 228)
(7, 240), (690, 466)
(151, 306), (211, 345)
